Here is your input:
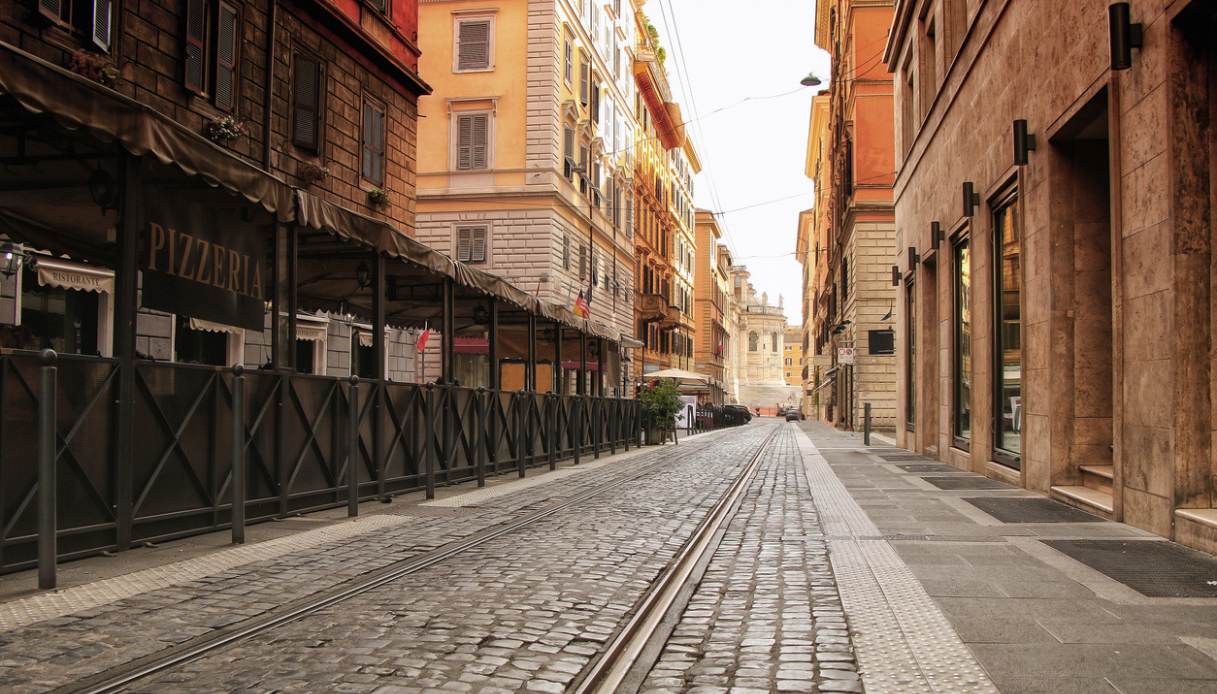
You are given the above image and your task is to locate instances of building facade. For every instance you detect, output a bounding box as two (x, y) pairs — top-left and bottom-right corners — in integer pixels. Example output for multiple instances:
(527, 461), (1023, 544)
(784, 325), (803, 386)
(0, 0), (431, 378)
(804, 0), (898, 432)
(693, 209), (729, 402)
(887, 0), (1217, 552)
(415, 0), (639, 372)
(731, 265), (798, 410)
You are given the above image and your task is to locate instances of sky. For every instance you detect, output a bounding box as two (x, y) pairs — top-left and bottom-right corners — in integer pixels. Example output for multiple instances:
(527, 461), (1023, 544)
(648, 0), (831, 327)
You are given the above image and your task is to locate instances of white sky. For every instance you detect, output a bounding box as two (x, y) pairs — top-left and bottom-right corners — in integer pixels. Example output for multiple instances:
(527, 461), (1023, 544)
(648, 0), (831, 327)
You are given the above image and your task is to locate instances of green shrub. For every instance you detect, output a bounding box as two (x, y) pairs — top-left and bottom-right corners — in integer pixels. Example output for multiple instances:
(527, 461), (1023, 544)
(640, 379), (682, 430)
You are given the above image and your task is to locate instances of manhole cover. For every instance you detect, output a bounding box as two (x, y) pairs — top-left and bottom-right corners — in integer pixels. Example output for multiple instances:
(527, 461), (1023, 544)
(922, 476), (1012, 490)
(897, 463), (964, 474)
(876, 453), (926, 461)
(965, 497), (1104, 523)
(1043, 540), (1217, 597)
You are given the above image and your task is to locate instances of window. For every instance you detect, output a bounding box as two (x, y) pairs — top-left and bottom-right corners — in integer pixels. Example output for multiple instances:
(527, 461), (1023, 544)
(579, 51), (590, 105)
(906, 278), (916, 430)
(579, 244), (587, 279)
(174, 316), (226, 366)
(944, 0), (967, 65)
(456, 225), (488, 264)
(919, 15), (937, 120)
(365, 0), (388, 13)
(953, 235), (972, 445)
(455, 112), (490, 171)
(455, 18), (492, 71)
(20, 264), (99, 356)
(993, 193), (1021, 461)
(352, 332), (376, 379)
(563, 235), (571, 270)
(39, 0), (112, 50)
(563, 32), (573, 84)
(563, 125), (576, 179)
(901, 52), (915, 155)
(361, 99), (386, 185)
(771, 332), (778, 353)
(292, 53), (324, 152)
(868, 330), (895, 355)
(182, 0), (239, 110)
(748, 332), (758, 351)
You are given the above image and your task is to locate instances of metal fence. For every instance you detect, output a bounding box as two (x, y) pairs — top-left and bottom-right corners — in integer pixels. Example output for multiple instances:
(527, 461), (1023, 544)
(0, 353), (640, 574)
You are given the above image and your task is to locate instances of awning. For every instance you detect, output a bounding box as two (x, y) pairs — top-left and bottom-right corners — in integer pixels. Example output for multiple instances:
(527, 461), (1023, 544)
(0, 41), (296, 222)
(33, 256), (113, 294)
(295, 190), (618, 344)
(188, 318), (242, 335)
(296, 323), (327, 342)
(619, 334), (645, 349)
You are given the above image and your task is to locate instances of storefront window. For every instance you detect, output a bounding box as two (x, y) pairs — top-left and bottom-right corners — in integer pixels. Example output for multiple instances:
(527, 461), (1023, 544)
(905, 278), (915, 430)
(994, 195), (1021, 461)
(296, 340), (316, 374)
(352, 332), (376, 379)
(175, 316), (226, 366)
(953, 237), (971, 444)
(19, 265), (99, 355)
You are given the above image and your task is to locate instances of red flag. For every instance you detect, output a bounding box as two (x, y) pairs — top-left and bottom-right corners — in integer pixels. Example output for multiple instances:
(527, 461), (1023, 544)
(574, 291), (590, 318)
(417, 327), (431, 353)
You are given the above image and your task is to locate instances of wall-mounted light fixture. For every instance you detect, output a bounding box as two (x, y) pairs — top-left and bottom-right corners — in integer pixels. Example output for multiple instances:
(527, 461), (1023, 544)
(0, 242), (25, 277)
(931, 221), (943, 246)
(1109, 2), (1143, 71)
(891, 265), (900, 287)
(962, 182), (980, 218)
(907, 247), (919, 272)
(1013, 119), (1037, 166)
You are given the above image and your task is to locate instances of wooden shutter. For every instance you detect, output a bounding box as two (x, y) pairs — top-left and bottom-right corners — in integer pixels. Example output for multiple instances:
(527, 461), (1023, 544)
(456, 114), (488, 171)
(470, 227), (486, 263)
(456, 227), (472, 262)
(37, 0), (62, 22)
(292, 54), (322, 151)
(367, 0), (387, 12)
(457, 20), (491, 70)
(361, 101), (385, 184)
(563, 236), (571, 270)
(184, 0), (207, 95)
(214, 2), (239, 111)
(580, 56), (589, 105)
(92, 0), (112, 51)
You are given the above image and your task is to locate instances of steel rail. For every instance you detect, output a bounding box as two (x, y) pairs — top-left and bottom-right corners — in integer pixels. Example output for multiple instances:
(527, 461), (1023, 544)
(571, 424), (782, 694)
(59, 425), (758, 694)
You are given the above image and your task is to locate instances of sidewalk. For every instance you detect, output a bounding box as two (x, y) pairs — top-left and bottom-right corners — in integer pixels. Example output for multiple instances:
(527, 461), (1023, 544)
(798, 420), (1217, 693)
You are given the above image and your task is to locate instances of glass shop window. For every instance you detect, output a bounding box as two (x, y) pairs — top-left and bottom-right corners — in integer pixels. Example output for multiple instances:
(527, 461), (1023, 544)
(174, 315), (226, 366)
(19, 265), (98, 355)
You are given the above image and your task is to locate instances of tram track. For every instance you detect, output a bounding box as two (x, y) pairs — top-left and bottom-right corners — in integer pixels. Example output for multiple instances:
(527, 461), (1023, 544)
(56, 423), (779, 694)
(570, 425), (781, 694)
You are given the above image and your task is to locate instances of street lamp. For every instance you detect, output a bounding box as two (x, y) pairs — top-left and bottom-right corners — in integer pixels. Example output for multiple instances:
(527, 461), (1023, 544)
(800, 72), (823, 87)
(0, 242), (25, 278)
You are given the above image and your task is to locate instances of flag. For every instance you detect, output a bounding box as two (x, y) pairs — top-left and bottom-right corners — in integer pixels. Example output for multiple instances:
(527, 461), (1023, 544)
(574, 290), (590, 318)
(417, 326), (431, 353)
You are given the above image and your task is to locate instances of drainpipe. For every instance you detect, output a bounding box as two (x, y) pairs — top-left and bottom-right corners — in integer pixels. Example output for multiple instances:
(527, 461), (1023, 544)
(262, 0), (277, 170)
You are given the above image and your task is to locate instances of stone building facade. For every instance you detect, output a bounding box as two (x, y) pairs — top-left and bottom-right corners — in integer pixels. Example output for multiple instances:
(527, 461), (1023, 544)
(887, 0), (1217, 552)
(801, 0), (898, 432)
(731, 265), (799, 410)
(415, 0), (640, 354)
(0, 0), (431, 379)
(692, 209), (729, 402)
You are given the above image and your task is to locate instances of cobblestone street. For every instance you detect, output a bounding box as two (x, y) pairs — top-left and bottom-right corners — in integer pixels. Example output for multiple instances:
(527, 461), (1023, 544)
(3, 420), (1217, 693)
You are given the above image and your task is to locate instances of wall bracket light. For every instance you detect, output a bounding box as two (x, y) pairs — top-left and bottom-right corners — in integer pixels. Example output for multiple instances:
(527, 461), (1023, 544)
(931, 221), (943, 246)
(1109, 2), (1143, 71)
(962, 182), (980, 218)
(1013, 119), (1037, 166)
(891, 265), (900, 287)
(906, 247), (919, 273)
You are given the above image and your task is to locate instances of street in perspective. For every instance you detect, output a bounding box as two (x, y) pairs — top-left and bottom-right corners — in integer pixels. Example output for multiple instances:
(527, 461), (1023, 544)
(1, 0), (1216, 692)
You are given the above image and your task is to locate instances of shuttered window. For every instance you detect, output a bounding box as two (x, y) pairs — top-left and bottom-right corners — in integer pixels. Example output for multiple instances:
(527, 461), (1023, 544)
(38, 0), (65, 22)
(579, 52), (589, 105)
(563, 33), (573, 84)
(366, 0), (388, 13)
(456, 226), (488, 264)
(362, 100), (386, 185)
(213, 2), (238, 112)
(455, 113), (489, 171)
(456, 19), (491, 71)
(184, 0), (208, 95)
(91, 0), (112, 51)
(563, 236), (571, 270)
(579, 244), (587, 280)
(292, 53), (323, 152)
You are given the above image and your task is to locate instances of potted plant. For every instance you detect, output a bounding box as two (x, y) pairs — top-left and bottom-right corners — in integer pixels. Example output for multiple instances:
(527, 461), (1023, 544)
(298, 162), (330, 186)
(67, 49), (119, 86)
(366, 187), (390, 207)
(205, 115), (247, 144)
(639, 379), (682, 445)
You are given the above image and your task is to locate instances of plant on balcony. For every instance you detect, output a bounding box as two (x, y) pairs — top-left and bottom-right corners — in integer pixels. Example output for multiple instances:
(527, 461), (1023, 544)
(639, 378), (682, 445)
(298, 162), (330, 186)
(366, 187), (390, 206)
(67, 49), (119, 86)
(204, 115), (247, 144)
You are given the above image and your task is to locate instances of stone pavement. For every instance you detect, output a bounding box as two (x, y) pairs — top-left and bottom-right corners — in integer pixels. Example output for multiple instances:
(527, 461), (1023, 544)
(639, 425), (861, 694)
(0, 425), (749, 693)
(799, 420), (1217, 694)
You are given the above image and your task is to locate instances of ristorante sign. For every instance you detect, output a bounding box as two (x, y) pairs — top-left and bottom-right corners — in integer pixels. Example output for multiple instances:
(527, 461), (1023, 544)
(141, 197), (267, 331)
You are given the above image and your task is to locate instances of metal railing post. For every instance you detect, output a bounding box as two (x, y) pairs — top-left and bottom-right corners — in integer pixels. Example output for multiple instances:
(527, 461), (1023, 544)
(516, 393), (526, 478)
(231, 365), (246, 544)
(348, 376), (359, 517)
(547, 394), (558, 470)
(573, 396), (582, 465)
(425, 384), (437, 500)
(476, 388), (487, 487)
(863, 402), (872, 446)
(37, 349), (57, 590)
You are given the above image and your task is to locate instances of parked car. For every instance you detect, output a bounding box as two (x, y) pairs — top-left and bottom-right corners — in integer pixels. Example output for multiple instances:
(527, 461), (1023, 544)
(724, 404), (753, 423)
(783, 407), (804, 422)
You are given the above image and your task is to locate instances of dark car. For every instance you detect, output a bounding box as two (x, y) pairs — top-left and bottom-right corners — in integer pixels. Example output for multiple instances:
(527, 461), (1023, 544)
(783, 407), (803, 422)
(724, 404), (753, 423)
